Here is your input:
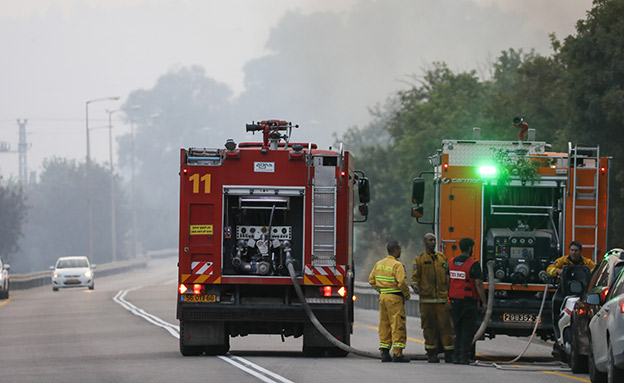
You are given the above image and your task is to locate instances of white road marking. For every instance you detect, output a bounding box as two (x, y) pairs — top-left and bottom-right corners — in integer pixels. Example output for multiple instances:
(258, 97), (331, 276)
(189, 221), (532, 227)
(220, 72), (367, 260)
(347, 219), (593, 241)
(114, 288), (294, 383)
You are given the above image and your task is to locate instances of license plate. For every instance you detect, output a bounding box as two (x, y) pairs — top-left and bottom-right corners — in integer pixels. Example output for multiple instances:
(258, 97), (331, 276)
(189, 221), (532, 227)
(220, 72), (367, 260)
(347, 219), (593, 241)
(503, 313), (537, 323)
(181, 294), (217, 303)
(65, 279), (80, 284)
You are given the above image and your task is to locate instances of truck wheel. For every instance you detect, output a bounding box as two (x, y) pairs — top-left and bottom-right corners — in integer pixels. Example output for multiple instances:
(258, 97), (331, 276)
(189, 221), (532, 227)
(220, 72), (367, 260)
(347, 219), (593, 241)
(569, 329), (588, 373)
(179, 320), (204, 356)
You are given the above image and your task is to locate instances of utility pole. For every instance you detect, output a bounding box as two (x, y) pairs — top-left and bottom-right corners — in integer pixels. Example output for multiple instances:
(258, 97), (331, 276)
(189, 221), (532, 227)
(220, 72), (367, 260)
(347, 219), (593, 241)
(16, 119), (28, 186)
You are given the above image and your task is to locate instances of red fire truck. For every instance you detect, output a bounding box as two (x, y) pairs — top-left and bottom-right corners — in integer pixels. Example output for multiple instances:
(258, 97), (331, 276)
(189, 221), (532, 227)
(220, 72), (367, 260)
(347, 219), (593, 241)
(411, 127), (610, 341)
(177, 120), (369, 356)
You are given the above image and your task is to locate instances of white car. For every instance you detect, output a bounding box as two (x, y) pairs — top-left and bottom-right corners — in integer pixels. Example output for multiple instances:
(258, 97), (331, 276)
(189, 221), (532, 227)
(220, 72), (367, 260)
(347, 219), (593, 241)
(587, 263), (624, 383)
(51, 256), (96, 291)
(0, 258), (9, 299)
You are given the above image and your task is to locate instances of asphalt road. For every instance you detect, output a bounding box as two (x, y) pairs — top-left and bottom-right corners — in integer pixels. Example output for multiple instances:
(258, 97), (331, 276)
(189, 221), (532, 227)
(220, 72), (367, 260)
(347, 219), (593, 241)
(0, 257), (590, 383)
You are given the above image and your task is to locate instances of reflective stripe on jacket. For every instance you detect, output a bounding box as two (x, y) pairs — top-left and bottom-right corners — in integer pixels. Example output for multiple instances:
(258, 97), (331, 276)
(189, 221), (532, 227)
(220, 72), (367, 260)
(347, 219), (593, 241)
(411, 250), (449, 303)
(369, 255), (410, 300)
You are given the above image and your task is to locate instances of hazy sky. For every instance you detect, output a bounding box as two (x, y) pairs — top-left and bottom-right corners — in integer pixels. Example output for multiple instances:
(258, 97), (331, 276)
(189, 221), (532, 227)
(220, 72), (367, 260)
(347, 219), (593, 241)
(0, 0), (592, 180)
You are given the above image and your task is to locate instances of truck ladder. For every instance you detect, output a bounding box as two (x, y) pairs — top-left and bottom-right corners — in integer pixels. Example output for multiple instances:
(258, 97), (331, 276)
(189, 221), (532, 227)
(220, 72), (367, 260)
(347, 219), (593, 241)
(311, 157), (337, 267)
(570, 144), (600, 261)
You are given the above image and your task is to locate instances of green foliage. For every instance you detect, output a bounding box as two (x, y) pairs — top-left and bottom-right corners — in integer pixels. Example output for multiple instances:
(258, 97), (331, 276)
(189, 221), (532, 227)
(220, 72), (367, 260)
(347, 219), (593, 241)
(340, 0), (624, 274)
(490, 148), (542, 199)
(0, 183), (27, 261)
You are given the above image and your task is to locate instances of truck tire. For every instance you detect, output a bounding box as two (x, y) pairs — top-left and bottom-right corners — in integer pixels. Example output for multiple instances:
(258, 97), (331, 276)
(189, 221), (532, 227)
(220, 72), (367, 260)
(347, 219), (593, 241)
(179, 320), (204, 356)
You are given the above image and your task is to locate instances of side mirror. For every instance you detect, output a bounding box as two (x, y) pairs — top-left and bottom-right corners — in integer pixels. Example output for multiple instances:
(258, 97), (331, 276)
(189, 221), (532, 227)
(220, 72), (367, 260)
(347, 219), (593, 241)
(3, 264), (9, 271)
(412, 178), (425, 205)
(91, 264), (97, 270)
(49, 265), (55, 270)
(357, 177), (370, 204)
(586, 293), (601, 306)
(411, 205), (424, 218)
(358, 203), (369, 216)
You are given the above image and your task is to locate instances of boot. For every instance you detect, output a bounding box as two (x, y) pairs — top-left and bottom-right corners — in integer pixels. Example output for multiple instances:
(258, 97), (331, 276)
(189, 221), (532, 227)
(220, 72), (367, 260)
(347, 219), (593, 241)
(380, 348), (392, 363)
(426, 349), (440, 363)
(444, 350), (454, 364)
(392, 353), (411, 363)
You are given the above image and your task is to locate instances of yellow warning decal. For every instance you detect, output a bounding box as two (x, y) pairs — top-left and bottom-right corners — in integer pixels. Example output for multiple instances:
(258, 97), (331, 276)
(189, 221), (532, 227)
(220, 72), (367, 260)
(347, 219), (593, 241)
(190, 225), (213, 235)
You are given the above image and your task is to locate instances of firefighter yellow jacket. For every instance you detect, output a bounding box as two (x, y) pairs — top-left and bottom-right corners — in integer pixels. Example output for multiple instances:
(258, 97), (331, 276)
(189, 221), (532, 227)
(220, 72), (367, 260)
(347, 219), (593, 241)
(411, 250), (449, 303)
(547, 255), (596, 277)
(369, 255), (410, 300)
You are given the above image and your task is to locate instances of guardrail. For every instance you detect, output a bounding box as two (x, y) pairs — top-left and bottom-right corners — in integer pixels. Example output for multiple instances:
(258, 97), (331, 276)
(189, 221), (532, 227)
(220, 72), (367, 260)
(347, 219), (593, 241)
(354, 281), (420, 317)
(8, 249), (177, 291)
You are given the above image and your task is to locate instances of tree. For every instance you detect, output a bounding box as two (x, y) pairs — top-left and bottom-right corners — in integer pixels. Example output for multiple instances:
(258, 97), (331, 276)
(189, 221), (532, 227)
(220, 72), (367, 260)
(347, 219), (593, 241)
(557, 0), (624, 247)
(13, 158), (128, 272)
(117, 66), (234, 253)
(0, 183), (27, 263)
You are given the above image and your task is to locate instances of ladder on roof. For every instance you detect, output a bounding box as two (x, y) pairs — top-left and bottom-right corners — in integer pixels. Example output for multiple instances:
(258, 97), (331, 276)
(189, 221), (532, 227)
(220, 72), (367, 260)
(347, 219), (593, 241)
(569, 143), (600, 261)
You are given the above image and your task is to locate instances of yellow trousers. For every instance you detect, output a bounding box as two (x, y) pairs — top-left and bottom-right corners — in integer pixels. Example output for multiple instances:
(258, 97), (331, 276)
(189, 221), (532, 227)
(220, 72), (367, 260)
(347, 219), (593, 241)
(419, 302), (454, 351)
(378, 293), (407, 356)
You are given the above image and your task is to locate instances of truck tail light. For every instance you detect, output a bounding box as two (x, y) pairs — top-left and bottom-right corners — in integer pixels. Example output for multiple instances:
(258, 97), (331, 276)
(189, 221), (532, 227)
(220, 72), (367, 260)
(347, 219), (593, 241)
(319, 286), (348, 297)
(179, 284), (188, 294)
(337, 287), (346, 297)
(193, 284), (205, 295)
(601, 166), (606, 175)
(321, 286), (332, 297)
(619, 299), (624, 313)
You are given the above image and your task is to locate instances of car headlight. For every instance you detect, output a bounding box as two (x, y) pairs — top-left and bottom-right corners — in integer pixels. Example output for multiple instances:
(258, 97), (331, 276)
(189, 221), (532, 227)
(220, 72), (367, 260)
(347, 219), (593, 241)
(53, 272), (59, 279)
(84, 270), (93, 278)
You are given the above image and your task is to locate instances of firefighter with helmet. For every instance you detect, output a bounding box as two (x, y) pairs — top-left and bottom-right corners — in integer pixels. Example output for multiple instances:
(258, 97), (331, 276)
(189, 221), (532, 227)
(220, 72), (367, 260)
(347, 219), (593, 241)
(369, 240), (411, 363)
(411, 233), (455, 363)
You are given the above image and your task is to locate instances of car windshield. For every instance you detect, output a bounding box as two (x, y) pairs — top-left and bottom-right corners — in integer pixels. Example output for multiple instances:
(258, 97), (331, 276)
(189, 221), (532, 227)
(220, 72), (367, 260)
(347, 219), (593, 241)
(56, 259), (89, 268)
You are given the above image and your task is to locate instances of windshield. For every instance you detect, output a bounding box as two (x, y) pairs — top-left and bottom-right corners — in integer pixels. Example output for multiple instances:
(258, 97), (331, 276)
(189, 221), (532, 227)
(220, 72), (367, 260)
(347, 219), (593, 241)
(56, 259), (89, 268)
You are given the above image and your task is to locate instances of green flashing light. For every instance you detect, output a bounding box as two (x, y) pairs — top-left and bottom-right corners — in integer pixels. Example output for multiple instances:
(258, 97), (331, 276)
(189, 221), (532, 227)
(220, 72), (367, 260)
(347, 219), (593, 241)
(479, 165), (497, 177)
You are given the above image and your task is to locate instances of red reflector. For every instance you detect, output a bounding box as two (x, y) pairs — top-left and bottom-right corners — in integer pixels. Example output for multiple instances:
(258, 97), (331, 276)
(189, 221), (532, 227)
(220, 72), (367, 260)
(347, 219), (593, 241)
(322, 286), (332, 297)
(193, 284), (202, 295)
(179, 284), (188, 294)
(338, 287), (346, 297)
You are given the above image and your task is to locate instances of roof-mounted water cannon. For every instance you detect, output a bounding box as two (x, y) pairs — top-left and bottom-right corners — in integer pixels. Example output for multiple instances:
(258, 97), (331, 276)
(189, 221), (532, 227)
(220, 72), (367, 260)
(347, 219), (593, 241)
(245, 120), (299, 153)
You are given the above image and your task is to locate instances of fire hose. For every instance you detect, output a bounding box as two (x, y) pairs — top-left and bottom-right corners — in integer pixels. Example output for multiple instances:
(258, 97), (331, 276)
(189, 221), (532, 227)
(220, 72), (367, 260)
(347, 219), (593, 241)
(288, 257), (562, 368)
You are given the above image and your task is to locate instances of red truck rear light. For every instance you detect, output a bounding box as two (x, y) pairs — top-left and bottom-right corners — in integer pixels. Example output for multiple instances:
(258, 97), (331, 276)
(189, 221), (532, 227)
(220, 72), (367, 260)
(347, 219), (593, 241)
(319, 286), (347, 297)
(619, 299), (624, 313)
(179, 284), (188, 294)
(178, 284), (205, 295)
(193, 284), (204, 295)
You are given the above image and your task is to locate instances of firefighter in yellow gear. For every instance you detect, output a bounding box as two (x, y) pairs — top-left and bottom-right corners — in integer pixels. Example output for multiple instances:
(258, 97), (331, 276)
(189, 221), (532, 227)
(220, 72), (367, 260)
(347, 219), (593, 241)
(411, 233), (455, 363)
(369, 240), (411, 363)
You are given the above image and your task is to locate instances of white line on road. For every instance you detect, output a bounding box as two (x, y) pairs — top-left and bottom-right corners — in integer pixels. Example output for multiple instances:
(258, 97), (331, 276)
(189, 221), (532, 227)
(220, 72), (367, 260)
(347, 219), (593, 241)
(114, 288), (294, 383)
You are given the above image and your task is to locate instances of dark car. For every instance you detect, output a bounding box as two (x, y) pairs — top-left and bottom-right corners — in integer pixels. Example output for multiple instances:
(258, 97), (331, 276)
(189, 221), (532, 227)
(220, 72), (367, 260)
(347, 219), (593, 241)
(568, 248), (624, 373)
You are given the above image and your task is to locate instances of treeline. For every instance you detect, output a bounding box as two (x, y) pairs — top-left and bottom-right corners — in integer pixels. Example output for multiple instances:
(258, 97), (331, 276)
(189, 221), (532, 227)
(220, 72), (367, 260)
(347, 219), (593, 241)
(340, 0), (624, 278)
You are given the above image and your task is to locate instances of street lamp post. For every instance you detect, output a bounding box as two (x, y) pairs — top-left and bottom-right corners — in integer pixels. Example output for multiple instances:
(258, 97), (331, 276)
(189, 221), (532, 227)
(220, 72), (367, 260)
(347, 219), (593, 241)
(107, 109), (120, 263)
(86, 96), (119, 262)
(128, 105), (142, 258)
